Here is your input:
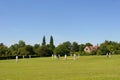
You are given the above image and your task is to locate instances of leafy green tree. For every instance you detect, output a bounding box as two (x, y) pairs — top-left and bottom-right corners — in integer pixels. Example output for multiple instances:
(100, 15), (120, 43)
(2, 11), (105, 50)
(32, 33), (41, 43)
(18, 40), (25, 47)
(79, 44), (86, 52)
(18, 40), (26, 55)
(39, 45), (52, 57)
(62, 41), (72, 51)
(33, 44), (40, 56)
(97, 40), (119, 55)
(54, 41), (71, 56)
(86, 43), (93, 46)
(97, 43), (108, 55)
(25, 45), (35, 55)
(9, 40), (26, 56)
(54, 44), (69, 56)
(79, 44), (86, 55)
(9, 43), (19, 56)
(72, 42), (79, 52)
(34, 44), (40, 49)
(18, 47), (27, 56)
(0, 43), (8, 56)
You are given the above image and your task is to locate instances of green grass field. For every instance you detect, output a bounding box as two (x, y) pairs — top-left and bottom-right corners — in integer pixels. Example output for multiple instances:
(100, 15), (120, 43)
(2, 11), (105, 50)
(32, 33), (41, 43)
(0, 55), (120, 80)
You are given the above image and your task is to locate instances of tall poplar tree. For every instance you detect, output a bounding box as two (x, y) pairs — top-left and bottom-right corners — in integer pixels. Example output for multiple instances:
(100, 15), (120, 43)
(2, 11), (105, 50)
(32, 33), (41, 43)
(42, 36), (46, 46)
(49, 35), (55, 50)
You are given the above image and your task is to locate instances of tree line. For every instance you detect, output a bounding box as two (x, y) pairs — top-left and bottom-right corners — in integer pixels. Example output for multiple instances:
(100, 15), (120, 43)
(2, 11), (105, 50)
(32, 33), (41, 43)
(0, 36), (120, 59)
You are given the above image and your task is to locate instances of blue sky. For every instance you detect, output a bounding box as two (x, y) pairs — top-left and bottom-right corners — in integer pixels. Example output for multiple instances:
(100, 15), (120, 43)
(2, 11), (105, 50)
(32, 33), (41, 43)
(0, 0), (120, 46)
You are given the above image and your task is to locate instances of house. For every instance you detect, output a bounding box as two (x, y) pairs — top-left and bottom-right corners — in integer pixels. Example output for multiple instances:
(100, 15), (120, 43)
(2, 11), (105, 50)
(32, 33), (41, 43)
(84, 46), (99, 53)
